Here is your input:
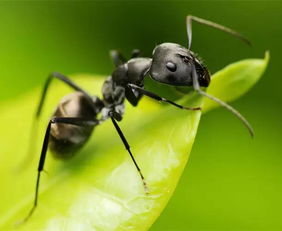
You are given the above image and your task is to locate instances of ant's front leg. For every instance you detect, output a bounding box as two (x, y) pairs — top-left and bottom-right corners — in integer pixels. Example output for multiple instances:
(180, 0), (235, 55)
(127, 84), (201, 111)
(125, 85), (143, 107)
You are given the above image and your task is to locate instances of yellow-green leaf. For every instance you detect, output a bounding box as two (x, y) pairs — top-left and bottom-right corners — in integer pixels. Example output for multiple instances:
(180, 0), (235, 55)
(0, 53), (268, 231)
(203, 51), (269, 112)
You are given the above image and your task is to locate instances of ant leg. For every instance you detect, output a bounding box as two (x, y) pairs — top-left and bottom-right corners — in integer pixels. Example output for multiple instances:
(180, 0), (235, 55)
(186, 15), (251, 49)
(109, 112), (149, 194)
(109, 49), (140, 67)
(36, 72), (94, 118)
(127, 83), (201, 111)
(19, 117), (99, 224)
(125, 86), (143, 107)
(110, 50), (127, 67)
(131, 49), (141, 58)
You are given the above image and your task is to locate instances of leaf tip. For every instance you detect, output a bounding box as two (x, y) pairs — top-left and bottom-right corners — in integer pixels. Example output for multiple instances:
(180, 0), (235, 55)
(264, 50), (270, 64)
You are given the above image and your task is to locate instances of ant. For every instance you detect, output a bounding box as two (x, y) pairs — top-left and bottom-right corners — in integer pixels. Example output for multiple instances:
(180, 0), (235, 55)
(22, 15), (253, 223)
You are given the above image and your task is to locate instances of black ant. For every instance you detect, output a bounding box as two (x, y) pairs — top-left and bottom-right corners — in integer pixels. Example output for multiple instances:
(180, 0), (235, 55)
(21, 15), (253, 223)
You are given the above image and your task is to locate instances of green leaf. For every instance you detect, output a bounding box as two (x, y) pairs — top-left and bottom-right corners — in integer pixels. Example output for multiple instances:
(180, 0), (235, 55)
(0, 53), (268, 231)
(203, 51), (270, 112)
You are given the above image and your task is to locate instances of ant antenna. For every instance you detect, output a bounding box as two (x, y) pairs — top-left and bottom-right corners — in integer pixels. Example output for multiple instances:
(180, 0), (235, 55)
(186, 15), (251, 50)
(192, 66), (254, 137)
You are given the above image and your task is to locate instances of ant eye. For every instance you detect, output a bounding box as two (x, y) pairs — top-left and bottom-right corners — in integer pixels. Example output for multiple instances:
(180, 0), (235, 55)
(182, 56), (190, 63)
(166, 62), (177, 72)
(178, 54), (191, 63)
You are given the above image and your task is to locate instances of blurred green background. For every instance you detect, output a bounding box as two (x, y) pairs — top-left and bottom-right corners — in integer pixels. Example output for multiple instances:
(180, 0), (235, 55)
(0, 1), (281, 230)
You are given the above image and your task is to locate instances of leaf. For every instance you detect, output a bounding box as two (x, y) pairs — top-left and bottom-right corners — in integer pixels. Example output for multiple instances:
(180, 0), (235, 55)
(203, 51), (269, 112)
(0, 53), (268, 231)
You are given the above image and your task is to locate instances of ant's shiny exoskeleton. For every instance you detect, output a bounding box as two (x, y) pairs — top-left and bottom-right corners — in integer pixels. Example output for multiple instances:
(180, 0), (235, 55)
(22, 15), (253, 223)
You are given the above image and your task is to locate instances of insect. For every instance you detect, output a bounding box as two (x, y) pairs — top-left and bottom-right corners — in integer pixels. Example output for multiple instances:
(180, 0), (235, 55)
(22, 15), (252, 222)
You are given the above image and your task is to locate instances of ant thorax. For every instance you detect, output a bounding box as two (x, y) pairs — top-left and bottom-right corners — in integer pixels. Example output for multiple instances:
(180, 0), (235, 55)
(101, 76), (126, 120)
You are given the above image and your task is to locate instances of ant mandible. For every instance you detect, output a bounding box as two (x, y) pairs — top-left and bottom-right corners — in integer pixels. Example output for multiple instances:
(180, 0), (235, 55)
(22, 15), (253, 223)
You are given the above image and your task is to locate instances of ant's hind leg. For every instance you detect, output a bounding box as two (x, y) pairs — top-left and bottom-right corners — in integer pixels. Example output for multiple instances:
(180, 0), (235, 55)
(36, 72), (94, 118)
(18, 117), (99, 224)
(131, 49), (141, 58)
(110, 50), (127, 67)
(110, 49), (140, 67)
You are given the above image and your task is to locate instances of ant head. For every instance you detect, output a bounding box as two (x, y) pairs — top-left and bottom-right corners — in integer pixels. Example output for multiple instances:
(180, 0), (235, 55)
(150, 43), (210, 87)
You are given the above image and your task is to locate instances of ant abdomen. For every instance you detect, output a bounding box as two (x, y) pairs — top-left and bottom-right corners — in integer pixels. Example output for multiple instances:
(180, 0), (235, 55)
(49, 92), (100, 158)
